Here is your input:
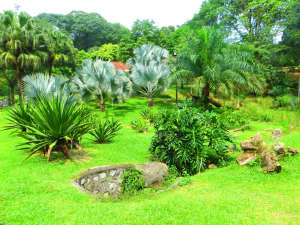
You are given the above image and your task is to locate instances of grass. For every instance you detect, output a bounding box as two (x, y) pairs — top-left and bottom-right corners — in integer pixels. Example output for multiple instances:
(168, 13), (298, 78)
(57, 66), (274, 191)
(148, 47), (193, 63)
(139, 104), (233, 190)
(0, 93), (299, 225)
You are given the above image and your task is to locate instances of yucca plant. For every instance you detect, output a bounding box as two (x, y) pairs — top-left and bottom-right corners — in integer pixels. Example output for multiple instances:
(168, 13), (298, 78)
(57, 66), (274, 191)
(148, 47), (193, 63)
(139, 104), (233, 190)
(5, 94), (92, 161)
(90, 119), (121, 143)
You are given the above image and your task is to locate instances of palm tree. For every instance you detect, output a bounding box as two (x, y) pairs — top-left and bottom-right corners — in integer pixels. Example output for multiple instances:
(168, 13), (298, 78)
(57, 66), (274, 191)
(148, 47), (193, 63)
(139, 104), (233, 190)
(23, 73), (69, 100)
(75, 59), (132, 112)
(41, 29), (76, 75)
(129, 44), (171, 107)
(0, 11), (46, 104)
(177, 26), (263, 107)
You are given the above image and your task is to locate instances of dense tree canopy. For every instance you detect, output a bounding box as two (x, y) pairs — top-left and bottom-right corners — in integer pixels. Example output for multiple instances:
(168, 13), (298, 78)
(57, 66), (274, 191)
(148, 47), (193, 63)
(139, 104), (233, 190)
(37, 11), (130, 50)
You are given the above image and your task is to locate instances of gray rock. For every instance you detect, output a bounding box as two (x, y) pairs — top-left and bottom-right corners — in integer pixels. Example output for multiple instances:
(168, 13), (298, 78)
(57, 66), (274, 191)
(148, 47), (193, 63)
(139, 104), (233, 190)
(135, 162), (168, 188)
(261, 150), (281, 173)
(109, 170), (117, 176)
(93, 176), (99, 181)
(273, 142), (285, 158)
(80, 178), (86, 185)
(99, 173), (106, 179)
(272, 129), (283, 135)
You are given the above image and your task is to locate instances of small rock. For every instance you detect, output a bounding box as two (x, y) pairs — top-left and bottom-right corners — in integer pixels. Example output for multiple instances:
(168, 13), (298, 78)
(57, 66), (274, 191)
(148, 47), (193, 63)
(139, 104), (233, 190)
(109, 170), (117, 176)
(273, 142), (285, 158)
(99, 173), (106, 179)
(93, 176), (99, 181)
(109, 183), (117, 190)
(272, 129), (283, 135)
(287, 147), (300, 155)
(208, 164), (217, 169)
(261, 150), (281, 173)
(237, 152), (256, 166)
(228, 144), (237, 152)
(271, 129), (283, 140)
(240, 140), (257, 151)
(80, 178), (86, 185)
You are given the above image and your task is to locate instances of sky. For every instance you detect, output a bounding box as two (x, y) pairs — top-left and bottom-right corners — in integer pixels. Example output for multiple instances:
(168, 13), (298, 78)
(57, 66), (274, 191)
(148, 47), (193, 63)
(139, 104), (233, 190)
(0, 0), (204, 28)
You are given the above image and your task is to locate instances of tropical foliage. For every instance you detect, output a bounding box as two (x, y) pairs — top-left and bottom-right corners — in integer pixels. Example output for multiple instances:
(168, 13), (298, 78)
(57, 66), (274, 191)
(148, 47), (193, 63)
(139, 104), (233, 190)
(75, 59), (132, 112)
(90, 119), (122, 143)
(5, 94), (92, 161)
(129, 44), (171, 107)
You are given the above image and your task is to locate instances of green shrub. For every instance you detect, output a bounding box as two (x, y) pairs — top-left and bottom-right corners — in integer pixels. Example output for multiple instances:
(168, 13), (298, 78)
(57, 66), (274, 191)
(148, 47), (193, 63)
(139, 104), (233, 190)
(90, 119), (121, 143)
(5, 94), (92, 161)
(121, 167), (145, 194)
(140, 108), (158, 124)
(217, 108), (249, 129)
(272, 95), (300, 110)
(149, 107), (232, 175)
(130, 119), (148, 132)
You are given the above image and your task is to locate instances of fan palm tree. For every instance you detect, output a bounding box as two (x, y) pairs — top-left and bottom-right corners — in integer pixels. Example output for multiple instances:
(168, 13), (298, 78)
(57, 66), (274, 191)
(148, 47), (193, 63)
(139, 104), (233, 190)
(177, 26), (263, 107)
(0, 11), (46, 104)
(23, 73), (69, 100)
(129, 44), (171, 107)
(75, 59), (132, 112)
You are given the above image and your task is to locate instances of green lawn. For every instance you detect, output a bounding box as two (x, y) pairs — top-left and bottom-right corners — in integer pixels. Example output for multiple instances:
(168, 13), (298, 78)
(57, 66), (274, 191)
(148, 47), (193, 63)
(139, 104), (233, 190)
(0, 95), (300, 225)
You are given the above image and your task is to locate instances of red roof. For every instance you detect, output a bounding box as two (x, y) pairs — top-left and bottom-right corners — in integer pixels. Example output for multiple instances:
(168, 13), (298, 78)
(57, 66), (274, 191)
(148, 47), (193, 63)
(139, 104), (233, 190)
(111, 61), (130, 71)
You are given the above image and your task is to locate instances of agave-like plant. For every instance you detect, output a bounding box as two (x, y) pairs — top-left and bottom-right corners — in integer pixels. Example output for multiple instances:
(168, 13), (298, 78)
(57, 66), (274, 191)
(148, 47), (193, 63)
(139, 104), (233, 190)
(5, 93), (92, 161)
(75, 59), (132, 112)
(90, 119), (121, 143)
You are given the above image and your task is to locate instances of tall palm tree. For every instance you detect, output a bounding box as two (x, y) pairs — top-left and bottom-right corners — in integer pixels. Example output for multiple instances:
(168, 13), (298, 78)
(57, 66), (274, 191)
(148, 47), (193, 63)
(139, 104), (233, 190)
(0, 11), (46, 104)
(177, 26), (263, 107)
(129, 44), (171, 107)
(41, 29), (76, 75)
(75, 59), (132, 112)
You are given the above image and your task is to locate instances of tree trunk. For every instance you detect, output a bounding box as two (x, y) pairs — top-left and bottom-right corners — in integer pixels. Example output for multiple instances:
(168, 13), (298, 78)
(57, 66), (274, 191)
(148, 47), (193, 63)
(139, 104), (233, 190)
(201, 82), (210, 106)
(148, 96), (153, 107)
(181, 80), (184, 89)
(176, 79), (178, 104)
(9, 85), (15, 106)
(16, 66), (23, 104)
(60, 144), (71, 159)
(100, 101), (105, 112)
(49, 60), (53, 76)
(209, 98), (222, 107)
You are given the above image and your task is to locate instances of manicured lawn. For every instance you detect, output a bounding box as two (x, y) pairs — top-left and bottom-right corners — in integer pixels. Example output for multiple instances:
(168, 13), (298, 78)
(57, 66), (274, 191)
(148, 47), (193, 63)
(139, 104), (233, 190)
(0, 95), (299, 225)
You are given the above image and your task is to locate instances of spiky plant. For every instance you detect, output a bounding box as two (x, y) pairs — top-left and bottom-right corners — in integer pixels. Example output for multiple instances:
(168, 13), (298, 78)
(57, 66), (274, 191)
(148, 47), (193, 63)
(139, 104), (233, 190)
(5, 94), (92, 161)
(90, 119), (121, 143)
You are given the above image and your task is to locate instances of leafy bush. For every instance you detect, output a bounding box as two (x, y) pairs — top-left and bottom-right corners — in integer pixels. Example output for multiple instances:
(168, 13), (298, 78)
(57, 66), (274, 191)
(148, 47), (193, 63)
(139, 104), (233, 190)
(140, 108), (158, 124)
(149, 107), (232, 175)
(121, 167), (145, 194)
(272, 95), (300, 110)
(90, 119), (121, 143)
(217, 107), (249, 129)
(5, 94), (92, 161)
(130, 119), (148, 132)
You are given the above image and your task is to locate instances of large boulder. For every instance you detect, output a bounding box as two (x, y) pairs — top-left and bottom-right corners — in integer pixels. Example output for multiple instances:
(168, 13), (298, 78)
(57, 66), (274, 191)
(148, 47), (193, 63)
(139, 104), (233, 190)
(261, 150), (282, 173)
(135, 162), (168, 187)
(72, 162), (168, 197)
